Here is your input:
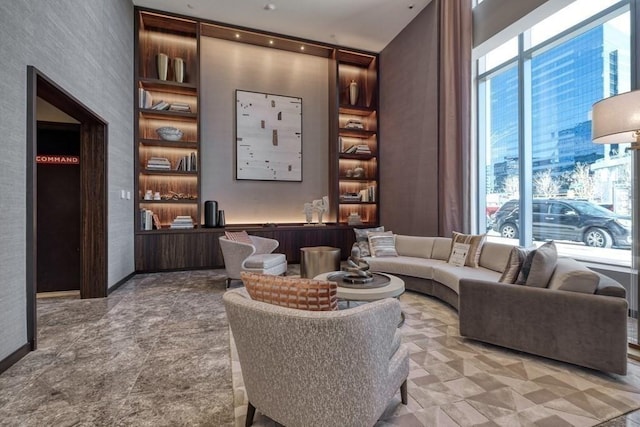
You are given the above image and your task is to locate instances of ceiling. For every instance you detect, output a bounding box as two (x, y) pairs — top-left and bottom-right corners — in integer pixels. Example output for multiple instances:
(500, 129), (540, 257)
(132, 0), (432, 53)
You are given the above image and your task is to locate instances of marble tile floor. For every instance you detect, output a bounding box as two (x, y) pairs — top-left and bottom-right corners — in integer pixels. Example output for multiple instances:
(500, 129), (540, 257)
(0, 270), (234, 426)
(1, 267), (640, 426)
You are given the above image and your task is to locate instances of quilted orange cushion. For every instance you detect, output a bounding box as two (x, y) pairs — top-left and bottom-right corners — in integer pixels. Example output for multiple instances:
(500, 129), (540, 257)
(241, 272), (338, 311)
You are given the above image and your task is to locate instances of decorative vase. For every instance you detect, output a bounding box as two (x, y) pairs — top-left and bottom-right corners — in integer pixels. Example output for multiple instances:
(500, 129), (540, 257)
(173, 57), (185, 83)
(217, 210), (226, 227)
(157, 53), (168, 81)
(348, 80), (359, 106)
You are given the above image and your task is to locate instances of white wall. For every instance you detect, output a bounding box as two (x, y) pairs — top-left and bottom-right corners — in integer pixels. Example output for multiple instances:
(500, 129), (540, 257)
(0, 0), (134, 361)
(199, 37), (329, 224)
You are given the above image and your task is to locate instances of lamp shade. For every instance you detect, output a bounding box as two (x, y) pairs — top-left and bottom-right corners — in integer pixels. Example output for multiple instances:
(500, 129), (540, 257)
(592, 89), (640, 146)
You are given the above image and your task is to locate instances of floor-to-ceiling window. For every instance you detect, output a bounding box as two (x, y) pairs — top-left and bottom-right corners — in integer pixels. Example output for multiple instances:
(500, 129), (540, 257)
(477, 0), (636, 343)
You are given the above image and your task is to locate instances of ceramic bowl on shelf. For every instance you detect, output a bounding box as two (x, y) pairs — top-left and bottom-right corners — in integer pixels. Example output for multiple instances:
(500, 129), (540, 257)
(156, 126), (183, 141)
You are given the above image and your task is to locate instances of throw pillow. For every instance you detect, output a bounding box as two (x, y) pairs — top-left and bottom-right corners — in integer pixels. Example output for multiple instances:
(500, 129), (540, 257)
(516, 241), (557, 288)
(367, 231), (398, 257)
(353, 226), (384, 257)
(498, 246), (528, 283)
(225, 230), (253, 245)
(241, 272), (338, 311)
(450, 232), (486, 268)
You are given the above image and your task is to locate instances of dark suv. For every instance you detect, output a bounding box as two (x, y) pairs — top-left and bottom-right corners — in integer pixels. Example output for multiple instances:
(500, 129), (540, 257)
(491, 199), (631, 248)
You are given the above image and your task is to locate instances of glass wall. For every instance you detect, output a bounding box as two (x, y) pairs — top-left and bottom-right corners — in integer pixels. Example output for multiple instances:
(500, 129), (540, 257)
(480, 2), (631, 260)
(477, 1), (635, 342)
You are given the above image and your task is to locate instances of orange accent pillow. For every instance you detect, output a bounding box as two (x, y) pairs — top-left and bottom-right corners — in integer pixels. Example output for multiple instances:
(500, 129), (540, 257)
(225, 230), (253, 245)
(241, 272), (338, 311)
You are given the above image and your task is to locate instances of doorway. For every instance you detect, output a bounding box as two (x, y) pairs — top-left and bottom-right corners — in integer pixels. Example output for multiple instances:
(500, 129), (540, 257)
(36, 122), (81, 293)
(26, 66), (108, 350)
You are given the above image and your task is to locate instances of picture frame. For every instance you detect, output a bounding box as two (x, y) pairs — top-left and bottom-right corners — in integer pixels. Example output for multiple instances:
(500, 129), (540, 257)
(235, 89), (302, 181)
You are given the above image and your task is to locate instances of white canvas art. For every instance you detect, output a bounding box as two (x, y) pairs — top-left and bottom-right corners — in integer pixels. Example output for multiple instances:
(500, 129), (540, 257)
(236, 90), (302, 181)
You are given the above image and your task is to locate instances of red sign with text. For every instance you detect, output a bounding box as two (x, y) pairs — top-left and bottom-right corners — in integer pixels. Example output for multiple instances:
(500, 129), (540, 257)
(36, 155), (80, 165)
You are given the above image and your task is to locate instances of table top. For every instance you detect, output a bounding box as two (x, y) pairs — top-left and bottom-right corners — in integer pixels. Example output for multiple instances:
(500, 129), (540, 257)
(314, 271), (405, 301)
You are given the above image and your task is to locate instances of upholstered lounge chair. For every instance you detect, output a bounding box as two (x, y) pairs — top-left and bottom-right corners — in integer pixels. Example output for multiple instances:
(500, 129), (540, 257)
(219, 235), (287, 288)
(223, 287), (409, 427)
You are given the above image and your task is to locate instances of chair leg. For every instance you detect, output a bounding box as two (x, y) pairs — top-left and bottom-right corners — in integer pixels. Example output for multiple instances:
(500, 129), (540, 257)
(245, 401), (256, 427)
(226, 278), (232, 289)
(400, 379), (408, 405)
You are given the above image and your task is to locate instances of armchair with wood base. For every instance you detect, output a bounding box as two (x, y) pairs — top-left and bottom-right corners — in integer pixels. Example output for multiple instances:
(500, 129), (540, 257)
(223, 287), (409, 427)
(219, 235), (287, 288)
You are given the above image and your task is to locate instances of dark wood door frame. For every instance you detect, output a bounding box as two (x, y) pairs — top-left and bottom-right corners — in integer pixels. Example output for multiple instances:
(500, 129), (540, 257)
(26, 66), (108, 350)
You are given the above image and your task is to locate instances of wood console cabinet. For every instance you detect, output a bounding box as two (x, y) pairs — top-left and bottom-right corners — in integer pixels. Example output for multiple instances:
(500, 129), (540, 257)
(135, 225), (356, 272)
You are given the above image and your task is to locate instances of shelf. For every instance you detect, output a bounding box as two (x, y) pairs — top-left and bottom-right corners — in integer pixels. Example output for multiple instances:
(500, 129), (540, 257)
(338, 128), (376, 138)
(139, 78), (197, 92)
(141, 170), (198, 176)
(339, 105), (376, 116)
(139, 109), (197, 120)
(339, 201), (377, 205)
(139, 139), (198, 149)
(339, 153), (376, 160)
(339, 177), (376, 182)
(139, 199), (198, 204)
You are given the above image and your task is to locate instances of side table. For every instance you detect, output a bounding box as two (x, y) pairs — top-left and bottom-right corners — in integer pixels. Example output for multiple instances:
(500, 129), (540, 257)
(300, 246), (341, 278)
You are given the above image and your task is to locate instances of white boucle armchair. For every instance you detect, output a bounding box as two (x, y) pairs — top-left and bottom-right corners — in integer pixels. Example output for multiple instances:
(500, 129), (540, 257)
(219, 235), (287, 288)
(223, 288), (409, 427)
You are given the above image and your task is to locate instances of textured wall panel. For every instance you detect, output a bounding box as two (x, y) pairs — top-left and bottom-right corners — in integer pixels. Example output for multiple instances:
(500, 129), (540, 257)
(0, 0), (134, 361)
(200, 37), (329, 225)
(379, 3), (440, 236)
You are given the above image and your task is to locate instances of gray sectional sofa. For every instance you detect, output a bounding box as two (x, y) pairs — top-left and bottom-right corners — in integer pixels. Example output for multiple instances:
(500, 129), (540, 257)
(359, 235), (629, 375)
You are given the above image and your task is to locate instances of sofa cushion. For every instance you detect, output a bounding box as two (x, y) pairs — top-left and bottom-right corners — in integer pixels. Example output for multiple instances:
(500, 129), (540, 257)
(368, 231), (398, 257)
(244, 253), (286, 269)
(498, 246), (528, 283)
(225, 230), (252, 245)
(450, 232), (486, 267)
(366, 256), (445, 280)
(431, 237), (453, 261)
(241, 272), (337, 311)
(479, 242), (516, 273)
(547, 258), (599, 294)
(354, 226), (384, 257)
(394, 235), (434, 259)
(433, 265), (502, 294)
(516, 241), (557, 288)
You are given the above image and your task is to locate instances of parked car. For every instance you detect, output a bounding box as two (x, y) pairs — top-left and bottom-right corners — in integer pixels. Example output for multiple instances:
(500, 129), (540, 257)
(491, 199), (631, 248)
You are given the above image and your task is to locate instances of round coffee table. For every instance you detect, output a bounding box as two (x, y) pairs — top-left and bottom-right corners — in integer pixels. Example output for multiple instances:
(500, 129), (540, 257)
(314, 271), (405, 325)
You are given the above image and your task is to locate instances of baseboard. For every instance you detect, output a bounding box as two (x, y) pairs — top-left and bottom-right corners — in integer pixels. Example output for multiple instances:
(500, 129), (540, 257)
(108, 271), (136, 295)
(0, 343), (31, 375)
(629, 343), (640, 363)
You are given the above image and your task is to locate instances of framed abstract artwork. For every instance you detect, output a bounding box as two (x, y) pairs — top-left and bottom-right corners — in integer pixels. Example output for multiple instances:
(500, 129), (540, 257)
(235, 90), (302, 181)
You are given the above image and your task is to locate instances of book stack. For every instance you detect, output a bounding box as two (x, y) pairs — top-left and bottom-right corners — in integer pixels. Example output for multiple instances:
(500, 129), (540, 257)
(359, 186), (376, 202)
(343, 144), (371, 155)
(340, 192), (362, 202)
(169, 102), (191, 112)
(176, 152), (198, 171)
(170, 215), (194, 229)
(344, 119), (364, 129)
(138, 88), (153, 109)
(151, 100), (170, 110)
(146, 157), (171, 170)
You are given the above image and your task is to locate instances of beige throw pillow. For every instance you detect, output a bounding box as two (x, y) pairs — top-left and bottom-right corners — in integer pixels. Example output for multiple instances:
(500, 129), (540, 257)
(498, 246), (528, 283)
(367, 231), (398, 257)
(353, 226), (384, 257)
(516, 241), (557, 288)
(450, 232), (486, 268)
(241, 272), (338, 311)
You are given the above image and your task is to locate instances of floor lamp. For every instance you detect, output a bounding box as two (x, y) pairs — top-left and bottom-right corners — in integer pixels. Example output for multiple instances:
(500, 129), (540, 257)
(592, 89), (640, 355)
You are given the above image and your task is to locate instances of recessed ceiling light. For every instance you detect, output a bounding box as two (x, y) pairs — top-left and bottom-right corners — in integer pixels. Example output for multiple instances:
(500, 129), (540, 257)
(408, 4), (415, 9)
(235, 33), (240, 38)
(269, 40), (274, 45)
(264, 3), (276, 11)
(300, 46), (305, 51)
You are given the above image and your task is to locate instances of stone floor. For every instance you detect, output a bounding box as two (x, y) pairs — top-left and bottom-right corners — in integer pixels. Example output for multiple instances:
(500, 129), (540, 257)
(0, 268), (639, 426)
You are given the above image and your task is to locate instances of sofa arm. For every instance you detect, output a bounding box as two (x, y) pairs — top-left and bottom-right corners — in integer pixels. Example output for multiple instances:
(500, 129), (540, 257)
(250, 235), (279, 254)
(458, 279), (628, 375)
